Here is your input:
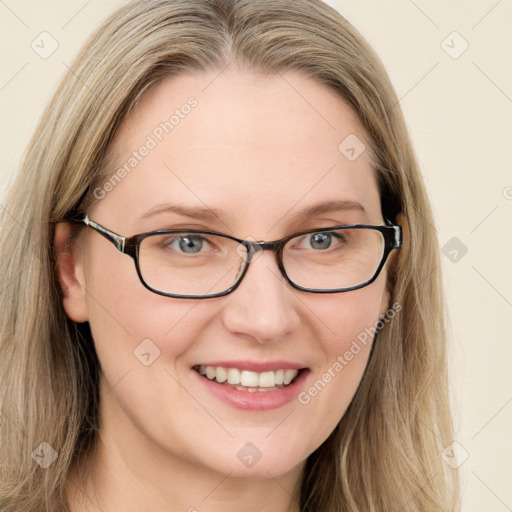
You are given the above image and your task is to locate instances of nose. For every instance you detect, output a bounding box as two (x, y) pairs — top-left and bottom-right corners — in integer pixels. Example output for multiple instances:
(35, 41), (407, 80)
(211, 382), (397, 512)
(220, 250), (301, 344)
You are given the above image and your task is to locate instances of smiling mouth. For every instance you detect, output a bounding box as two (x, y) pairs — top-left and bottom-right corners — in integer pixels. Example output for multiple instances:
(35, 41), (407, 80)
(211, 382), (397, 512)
(192, 364), (305, 392)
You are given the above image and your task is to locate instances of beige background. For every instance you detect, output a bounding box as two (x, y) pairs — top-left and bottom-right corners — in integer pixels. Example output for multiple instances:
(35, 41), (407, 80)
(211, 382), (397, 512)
(1, 1), (511, 510)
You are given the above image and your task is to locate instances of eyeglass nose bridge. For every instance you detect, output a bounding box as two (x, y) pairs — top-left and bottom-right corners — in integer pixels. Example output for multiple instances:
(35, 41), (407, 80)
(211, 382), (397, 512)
(237, 238), (283, 264)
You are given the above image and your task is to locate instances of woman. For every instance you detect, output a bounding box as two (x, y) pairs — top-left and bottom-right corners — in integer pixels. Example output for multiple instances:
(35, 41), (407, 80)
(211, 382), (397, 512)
(0, 0), (459, 510)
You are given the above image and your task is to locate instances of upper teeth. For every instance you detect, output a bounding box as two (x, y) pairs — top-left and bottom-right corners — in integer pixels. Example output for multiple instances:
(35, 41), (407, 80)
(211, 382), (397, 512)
(197, 365), (299, 388)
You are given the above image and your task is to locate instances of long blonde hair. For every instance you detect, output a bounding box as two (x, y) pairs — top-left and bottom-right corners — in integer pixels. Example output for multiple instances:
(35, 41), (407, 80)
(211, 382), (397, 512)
(0, 1), (459, 510)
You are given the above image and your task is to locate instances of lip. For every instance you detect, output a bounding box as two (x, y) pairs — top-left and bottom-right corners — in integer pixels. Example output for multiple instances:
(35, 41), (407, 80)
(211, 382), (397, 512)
(193, 360), (307, 372)
(192, 366), (310, 411)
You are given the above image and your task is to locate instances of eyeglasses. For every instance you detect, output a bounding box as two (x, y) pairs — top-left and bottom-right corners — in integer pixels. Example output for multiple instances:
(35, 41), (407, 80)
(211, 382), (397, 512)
(80, 216), (402, 299)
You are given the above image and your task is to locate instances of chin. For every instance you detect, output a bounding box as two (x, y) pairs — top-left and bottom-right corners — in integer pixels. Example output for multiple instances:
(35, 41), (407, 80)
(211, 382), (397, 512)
(194, 436), (310, 479)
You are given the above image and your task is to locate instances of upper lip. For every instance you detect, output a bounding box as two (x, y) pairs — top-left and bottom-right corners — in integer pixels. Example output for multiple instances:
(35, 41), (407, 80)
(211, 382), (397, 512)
(193, 360), (308, 372)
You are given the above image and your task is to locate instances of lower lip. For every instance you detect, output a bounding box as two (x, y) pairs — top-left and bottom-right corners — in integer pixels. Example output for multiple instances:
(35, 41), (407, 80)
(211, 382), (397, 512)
(192, 368), (310, 411)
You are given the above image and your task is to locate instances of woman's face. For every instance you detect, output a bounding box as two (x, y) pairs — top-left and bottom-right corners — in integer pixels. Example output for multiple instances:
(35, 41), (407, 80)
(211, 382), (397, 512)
(62, 68), (390, 480)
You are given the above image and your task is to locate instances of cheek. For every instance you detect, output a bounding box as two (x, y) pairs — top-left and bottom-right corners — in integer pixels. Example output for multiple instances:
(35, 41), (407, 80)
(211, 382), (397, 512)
(83, 244), (216, 383)
(296, 278), (387, 443)
(83, 251), (223, 461)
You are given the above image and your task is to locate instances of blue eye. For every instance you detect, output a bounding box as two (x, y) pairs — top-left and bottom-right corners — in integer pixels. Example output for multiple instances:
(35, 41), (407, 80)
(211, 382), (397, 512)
(311, 232), (333, 250)
(169, 235), (205, 254)
(302, 232), (345, 250)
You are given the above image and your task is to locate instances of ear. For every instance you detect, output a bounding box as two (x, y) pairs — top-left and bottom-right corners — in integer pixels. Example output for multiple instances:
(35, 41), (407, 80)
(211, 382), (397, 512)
(54, 222), (89, 323)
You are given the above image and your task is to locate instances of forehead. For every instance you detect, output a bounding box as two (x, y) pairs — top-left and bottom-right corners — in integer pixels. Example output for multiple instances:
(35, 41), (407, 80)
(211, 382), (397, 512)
(94, 67), (382, 234)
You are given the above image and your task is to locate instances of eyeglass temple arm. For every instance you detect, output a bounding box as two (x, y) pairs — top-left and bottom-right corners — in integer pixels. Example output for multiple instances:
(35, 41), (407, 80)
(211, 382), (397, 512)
(82, 215), (126, 253)
(383, 218), (403, 249)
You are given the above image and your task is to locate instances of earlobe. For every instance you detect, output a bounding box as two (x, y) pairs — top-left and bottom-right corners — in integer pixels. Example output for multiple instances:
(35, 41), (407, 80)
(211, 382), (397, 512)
(54, 222), (89, 323)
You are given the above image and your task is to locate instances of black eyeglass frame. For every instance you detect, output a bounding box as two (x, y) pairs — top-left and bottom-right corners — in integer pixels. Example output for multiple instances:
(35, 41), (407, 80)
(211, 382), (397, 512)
(80, 215), (403, 299)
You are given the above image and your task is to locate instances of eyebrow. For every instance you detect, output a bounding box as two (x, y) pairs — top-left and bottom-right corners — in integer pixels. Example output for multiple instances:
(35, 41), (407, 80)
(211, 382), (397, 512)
(139, 203), (222, 221)
(138, 200), (366, 224)
(286, 200), (367, 223)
